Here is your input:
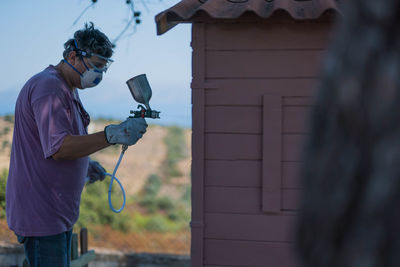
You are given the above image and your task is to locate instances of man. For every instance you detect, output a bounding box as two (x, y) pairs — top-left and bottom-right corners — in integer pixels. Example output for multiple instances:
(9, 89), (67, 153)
(5, 23), (147, 266)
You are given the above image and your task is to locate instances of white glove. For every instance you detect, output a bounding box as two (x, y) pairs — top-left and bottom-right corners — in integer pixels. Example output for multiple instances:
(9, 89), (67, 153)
(104, 117), (147, 146)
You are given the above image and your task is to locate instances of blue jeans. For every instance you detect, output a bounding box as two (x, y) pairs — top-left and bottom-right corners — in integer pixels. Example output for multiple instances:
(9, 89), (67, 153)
(17, 230), (72, 267)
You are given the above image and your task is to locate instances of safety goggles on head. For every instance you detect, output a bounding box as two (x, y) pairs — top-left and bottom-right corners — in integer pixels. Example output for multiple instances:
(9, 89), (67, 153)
(72, 39), (113, 73)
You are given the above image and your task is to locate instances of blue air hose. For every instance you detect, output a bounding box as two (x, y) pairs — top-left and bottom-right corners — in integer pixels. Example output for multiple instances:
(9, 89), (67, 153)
(105, 144), (128, 213)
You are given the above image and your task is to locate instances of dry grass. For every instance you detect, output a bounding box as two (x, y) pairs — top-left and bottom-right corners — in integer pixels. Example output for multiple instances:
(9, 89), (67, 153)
(0, 218), (17, 245)
(87, 225), (190, 255)
(0, 217), (190, 255)
(0, 117), (13, 171)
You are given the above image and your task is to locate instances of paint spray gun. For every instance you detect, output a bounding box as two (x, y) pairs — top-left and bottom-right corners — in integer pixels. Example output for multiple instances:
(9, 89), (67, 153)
(107, 74), (160, 213)
(126, 74), (161, 120)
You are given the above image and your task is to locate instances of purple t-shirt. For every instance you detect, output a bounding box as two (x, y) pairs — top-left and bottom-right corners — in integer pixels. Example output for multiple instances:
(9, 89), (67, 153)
(6, 65), (90, 236)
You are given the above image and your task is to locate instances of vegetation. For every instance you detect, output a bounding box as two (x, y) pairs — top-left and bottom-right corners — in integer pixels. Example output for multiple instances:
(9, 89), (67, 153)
(1, 140), (9, 151)
(2, 127), (10, 135)
(0, 169), (7, 219)
(162, 126), (186, 178)
(3, 114), (14, 123)
(76, 178), (132, 231)
(76, 124), (191, 234)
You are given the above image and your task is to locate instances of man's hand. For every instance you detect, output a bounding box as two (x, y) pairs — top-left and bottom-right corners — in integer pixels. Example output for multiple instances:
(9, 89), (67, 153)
(104, 117), (147, 146)
(87, 159), (106, 183)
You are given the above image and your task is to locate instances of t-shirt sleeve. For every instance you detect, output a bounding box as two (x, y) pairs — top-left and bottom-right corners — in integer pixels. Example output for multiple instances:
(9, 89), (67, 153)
(32, 93), (73, 158)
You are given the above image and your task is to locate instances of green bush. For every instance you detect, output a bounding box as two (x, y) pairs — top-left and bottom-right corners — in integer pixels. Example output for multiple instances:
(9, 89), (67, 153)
(142, 215), (181, 232)
(4, 114), (14, 123)
(130, 213), (183, 233)
(167, 207), (190, 223)
(139, 195), (158, 213)
(144, 216), (169, 232)
(77, 178), (132, 232)
(181, 185), (191, 203)
(3, 127), (10, 135)
(2, 141), (9, 150)
(157, 196), (175, 212)
(139, 196), (176, 215)
(0, 169), (8, 219)
(139, 175), (180, 218)
(163, 126), (185, 178)
(143, 174), (161, 198)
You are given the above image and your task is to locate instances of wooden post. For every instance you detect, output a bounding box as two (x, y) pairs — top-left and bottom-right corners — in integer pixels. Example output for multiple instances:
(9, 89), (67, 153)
(71, 233), (79, 260)
(80, 228), (88, 267)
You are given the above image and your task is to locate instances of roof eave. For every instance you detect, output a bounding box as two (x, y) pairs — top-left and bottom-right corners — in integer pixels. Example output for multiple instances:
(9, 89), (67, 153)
(155, 0), (341, 35)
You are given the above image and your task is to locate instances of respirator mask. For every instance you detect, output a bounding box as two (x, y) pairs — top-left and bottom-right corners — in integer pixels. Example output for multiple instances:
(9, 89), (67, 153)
(64, 40), (113, 89)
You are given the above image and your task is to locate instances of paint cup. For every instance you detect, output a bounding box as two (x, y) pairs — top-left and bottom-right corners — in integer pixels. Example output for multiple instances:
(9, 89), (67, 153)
(126, 74), (152, 110)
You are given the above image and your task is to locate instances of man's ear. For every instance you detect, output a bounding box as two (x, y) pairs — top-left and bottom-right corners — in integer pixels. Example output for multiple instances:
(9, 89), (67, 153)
(66, 50), (77, 65)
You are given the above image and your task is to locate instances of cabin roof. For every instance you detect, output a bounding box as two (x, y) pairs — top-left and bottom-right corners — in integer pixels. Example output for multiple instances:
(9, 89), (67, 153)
(155, 0), (341, 35)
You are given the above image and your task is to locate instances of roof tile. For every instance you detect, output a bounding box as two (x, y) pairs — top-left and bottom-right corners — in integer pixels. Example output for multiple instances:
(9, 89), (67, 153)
(156, 0), (340, 35)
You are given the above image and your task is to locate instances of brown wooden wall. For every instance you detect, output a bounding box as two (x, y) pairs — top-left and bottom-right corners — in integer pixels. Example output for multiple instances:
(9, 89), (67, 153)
(191, 18), (332, 267)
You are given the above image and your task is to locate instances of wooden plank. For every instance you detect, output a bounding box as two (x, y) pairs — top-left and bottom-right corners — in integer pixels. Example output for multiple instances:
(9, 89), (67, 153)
(80, 228), (88, 267)
(205, 187), (261, 214)
(192, 23), (206, 88)
(206, 50), (324, 78)
(262, 95), (282, 213)
(204, 106), (310, 134)
(205, 160), (301, 189)
(191, 21), (206, 265)
(205, 187), (300, 213)
(204, 213), (296, 242)
(283, 106), (311, 134)
(282, 134), (306, 162)
(206, 22), (332, 50)
(205, 160), (261, 187)
(71, 233), (78, 260)
(205, 133), (261, 160)
(204, 240), (297, 267)
(71, 250), (95, 267)
(283, 162), (302, 189)
(282, 189), (301, 211)
(205, 106), (261, 133)
(283, 96), (314, 106)
(205, 80), (316, 106)
(191, 87), (206, 266)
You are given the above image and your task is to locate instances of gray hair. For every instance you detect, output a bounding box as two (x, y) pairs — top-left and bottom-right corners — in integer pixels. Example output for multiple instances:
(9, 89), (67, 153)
(63, 22), (113, 60)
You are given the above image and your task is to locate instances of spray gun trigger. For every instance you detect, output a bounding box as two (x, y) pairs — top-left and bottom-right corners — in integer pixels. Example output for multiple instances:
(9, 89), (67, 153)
(129, 105), (160, 119)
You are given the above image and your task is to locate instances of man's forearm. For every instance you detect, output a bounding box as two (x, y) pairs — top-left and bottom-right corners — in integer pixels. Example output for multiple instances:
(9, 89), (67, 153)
(52, 131), (111, 160)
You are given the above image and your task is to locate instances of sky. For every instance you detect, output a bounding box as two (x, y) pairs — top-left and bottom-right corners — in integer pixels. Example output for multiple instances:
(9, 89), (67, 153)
(0, 0), (192, 127)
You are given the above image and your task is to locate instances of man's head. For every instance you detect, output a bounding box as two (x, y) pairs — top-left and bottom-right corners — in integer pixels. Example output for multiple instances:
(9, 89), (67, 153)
(62, 22), (114, 89)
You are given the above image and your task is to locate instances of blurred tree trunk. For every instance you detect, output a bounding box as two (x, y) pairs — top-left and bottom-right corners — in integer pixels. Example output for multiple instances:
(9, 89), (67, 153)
(296, 1), (400, 267)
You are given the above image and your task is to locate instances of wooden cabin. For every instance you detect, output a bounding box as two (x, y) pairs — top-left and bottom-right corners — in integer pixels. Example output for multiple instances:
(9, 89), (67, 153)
(156, 1), (340, 266)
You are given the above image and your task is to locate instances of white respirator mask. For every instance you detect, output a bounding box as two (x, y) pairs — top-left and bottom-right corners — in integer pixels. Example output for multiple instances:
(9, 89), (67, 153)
(63, 39), (113, 89)
(80, 62), (103, 88)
